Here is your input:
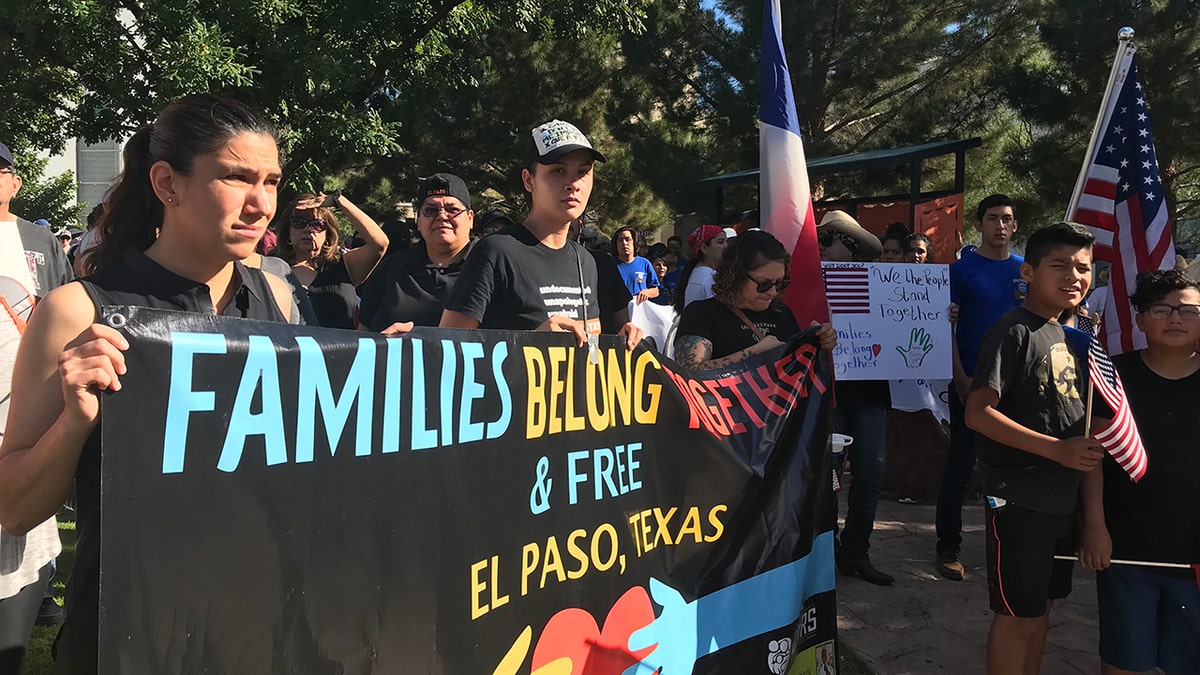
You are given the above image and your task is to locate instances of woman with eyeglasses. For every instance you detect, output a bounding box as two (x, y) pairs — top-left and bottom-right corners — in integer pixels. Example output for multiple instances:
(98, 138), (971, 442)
(274, 192), (387, 329)
(358, 173), (478, 334)
(674, 230), (835, 370)
(0, 94), (295, 670)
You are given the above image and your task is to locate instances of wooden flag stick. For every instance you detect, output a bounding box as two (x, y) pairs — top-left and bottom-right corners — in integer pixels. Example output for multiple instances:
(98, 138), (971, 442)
(1054, 555), (1192, 570)
(1084, 380), (1095, 437)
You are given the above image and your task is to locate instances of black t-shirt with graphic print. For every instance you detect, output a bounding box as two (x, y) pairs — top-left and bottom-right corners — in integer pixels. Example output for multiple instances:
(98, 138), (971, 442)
(444, 224), (601, 332)
(971, 305), (1088, 515)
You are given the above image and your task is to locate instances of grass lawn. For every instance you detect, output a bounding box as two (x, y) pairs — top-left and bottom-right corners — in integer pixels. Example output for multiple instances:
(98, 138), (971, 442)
(21, 518), (873, 674)
(23, 518), (74, 675)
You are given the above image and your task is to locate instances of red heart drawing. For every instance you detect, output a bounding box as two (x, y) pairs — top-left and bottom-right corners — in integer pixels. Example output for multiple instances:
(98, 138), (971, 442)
(871, 343), (882, 357)
(530, 585), (656, 675)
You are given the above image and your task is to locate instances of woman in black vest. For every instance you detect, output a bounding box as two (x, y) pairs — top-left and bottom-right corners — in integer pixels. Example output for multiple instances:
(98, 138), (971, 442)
(0, 94), (293, 672)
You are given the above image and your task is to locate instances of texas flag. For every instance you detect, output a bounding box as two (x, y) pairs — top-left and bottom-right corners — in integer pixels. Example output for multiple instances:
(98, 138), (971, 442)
(759, 0), (829, 326)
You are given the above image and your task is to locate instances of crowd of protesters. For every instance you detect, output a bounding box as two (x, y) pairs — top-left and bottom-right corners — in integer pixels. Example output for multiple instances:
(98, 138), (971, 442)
(0, 93), (1194, 675)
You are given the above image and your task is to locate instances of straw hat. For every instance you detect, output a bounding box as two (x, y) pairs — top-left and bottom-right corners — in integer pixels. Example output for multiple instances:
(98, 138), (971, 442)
(817, 210), (883, 260)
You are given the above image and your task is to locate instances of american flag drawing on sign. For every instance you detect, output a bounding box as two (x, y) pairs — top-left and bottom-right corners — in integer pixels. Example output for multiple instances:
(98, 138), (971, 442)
(822, 266), (870, 315)
(1068, 314), (1148, 481)
(1067, 49), (1174, 356)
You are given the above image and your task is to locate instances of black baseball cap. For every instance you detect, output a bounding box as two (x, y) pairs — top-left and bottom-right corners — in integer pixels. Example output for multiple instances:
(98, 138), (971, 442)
(415, 173), (471, 210)
(0, 142), (14, 169)
(476, 209), (515, 231)
(526, 120), (606, 165)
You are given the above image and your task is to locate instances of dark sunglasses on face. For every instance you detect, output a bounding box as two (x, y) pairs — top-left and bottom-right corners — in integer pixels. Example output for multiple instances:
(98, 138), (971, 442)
(290, 217), (325, 232)
(819, 231), (859, 253)
(749, 275), (791, 293)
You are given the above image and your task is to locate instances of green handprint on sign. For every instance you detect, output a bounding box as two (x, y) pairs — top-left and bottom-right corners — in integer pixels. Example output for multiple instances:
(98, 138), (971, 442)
(896, 327), (934, 369)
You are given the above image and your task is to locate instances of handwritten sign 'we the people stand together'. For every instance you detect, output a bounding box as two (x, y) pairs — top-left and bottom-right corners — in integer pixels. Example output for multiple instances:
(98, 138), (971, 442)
(822, 262), (952, 381)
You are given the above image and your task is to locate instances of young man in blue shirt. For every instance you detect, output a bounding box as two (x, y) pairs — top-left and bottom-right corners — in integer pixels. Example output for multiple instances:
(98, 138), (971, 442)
(613, 226), (660, 304)
(935, 194), (1026, 580)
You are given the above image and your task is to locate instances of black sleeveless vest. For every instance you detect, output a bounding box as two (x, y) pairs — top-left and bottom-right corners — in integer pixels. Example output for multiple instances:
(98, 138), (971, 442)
(53, 251), (285, 674)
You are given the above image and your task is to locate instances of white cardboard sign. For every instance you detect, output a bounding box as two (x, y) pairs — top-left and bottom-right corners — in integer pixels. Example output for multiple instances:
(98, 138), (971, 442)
(822, 262), (952, 381)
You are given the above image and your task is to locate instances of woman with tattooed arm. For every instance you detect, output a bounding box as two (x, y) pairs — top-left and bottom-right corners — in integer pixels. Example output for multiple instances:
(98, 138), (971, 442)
(673, 230), (835, 371)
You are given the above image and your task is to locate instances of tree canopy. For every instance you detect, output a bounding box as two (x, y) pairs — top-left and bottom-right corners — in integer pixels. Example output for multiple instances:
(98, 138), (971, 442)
(2, 0), (1196, 244)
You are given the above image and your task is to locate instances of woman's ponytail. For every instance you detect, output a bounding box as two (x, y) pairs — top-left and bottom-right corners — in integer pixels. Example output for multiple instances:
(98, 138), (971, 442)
(85, 127), (161, 274)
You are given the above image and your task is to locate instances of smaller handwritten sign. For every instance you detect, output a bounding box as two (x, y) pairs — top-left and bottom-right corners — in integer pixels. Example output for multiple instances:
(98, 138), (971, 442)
(822, 262), (952, 381)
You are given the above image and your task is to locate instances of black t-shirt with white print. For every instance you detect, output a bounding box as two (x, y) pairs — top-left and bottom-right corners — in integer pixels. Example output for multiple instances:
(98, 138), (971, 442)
(444, 224), (601, 332)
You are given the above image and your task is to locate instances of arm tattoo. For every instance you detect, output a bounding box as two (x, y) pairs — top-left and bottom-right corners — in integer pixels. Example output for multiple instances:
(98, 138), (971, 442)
(674, 335), (713, 369)
(675, 335), (751, 371)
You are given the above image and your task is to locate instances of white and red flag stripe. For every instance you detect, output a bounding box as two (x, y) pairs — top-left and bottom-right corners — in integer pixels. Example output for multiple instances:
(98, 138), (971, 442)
(759, 0), (828, 327)
(1066, 46), (1174, 356)
(821, 265), (870, 315)
(1075, 315), (1147, 481)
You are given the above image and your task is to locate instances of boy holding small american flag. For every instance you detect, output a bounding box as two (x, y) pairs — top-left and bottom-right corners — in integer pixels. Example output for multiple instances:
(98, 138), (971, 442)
(964, 222), (1105, 674)
(1079, 269), (1200, 675)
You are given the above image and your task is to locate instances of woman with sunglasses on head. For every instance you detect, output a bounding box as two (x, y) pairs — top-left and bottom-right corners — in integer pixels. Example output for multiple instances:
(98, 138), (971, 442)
(274, 191), (387, 329)
(674, 230), (835, 371)
(0, 94), (294, 670)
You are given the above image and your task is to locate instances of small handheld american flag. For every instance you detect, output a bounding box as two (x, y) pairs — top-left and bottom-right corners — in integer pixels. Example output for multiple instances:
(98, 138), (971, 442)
(1071, 315), (1148, 481)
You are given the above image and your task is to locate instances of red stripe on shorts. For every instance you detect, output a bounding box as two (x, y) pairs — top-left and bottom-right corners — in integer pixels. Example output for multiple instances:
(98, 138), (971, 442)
(991, 511), (1016, 616)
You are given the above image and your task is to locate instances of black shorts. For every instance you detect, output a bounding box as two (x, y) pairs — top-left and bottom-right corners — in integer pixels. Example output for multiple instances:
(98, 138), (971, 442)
(985, 502), (1075, 617)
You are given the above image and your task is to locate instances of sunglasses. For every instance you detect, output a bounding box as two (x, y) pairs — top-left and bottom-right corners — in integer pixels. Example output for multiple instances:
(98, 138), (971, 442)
(748, 275), (791, 293)
(819, 231), (859, 253)
(290, 217), (325, 232)
(419, 205), (466, 219)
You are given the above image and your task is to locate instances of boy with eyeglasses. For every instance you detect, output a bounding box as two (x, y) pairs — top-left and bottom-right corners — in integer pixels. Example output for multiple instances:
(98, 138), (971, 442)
(359, 173), (477, 333)
(1078, 269), (1200, 675)
(441, 120), (642, 350)
(936, 193), (1026, 581)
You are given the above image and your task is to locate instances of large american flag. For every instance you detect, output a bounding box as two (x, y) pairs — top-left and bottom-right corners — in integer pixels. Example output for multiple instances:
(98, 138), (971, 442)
(1067, 49), (1174, 356)
(1068, 315), (1147, 481)
(759, 0), (829, 326)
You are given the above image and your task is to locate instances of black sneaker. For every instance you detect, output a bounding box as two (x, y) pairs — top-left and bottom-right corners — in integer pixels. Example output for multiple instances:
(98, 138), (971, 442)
(935, 553), (965, 581)
(36, 597), (64, 626)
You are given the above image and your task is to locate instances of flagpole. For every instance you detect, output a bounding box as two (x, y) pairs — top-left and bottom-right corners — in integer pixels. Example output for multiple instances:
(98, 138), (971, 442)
(1084, 384), (1094, 436)
(1054, 555), (1192, 570)
(1064, 27), (1138, 220)
(1084, 311), (1096, 435)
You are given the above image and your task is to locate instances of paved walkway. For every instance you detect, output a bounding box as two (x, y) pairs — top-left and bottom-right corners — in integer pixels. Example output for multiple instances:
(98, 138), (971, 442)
(835, 496), (1101, 674)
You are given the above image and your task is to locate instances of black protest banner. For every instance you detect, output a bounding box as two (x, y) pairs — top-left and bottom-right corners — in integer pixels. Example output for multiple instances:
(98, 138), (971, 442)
(99, 306), (837, 674)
